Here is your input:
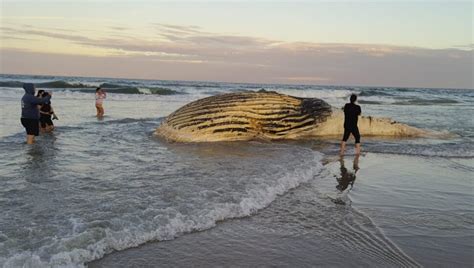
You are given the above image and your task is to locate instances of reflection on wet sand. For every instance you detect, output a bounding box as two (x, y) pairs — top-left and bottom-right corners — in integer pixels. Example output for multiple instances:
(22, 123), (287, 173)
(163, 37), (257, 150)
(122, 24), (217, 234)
(336, 154), (359, 192)
(333, 154), (359, 205)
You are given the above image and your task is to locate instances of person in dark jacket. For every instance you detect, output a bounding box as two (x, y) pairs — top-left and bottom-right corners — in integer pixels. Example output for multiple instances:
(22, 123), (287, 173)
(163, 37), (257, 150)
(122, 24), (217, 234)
(21, 83), (52, 144)
(340, 94), (361, 155)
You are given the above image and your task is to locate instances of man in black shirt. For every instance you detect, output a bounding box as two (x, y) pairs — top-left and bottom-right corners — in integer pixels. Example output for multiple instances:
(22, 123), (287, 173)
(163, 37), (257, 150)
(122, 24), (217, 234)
(340, 94), (361, 155)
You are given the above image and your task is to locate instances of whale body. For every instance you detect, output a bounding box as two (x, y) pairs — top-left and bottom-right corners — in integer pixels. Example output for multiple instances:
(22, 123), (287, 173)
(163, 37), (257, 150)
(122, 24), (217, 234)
(155, 91), (428, 142)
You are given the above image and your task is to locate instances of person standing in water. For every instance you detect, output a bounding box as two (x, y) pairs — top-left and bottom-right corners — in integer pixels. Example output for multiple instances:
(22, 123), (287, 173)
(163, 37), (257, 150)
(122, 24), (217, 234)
(36, 90), (58, 132)
(340, 94), (361, 155)
(95, 87), (106, 117)
(21, 83), (52, 144)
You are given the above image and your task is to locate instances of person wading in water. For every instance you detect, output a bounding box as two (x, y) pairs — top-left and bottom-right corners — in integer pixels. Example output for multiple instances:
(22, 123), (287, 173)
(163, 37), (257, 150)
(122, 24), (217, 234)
(20, 83), (52, 144)
(95, 87), (106, 117)
(340, 94), (361, 155)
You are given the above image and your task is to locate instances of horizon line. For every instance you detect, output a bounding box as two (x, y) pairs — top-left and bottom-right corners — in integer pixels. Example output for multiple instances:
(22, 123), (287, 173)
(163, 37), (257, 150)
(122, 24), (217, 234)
(1, 72), (472, 90)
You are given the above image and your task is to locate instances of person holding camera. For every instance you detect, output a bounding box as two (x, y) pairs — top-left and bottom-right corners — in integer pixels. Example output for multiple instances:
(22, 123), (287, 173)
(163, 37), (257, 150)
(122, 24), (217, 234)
(21, 83), (52, 144)
(36, 90), (58, 132)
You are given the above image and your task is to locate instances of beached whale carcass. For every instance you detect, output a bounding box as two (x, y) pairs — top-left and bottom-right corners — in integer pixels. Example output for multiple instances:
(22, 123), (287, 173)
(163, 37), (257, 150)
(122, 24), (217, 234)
(155, 91), (428, 142)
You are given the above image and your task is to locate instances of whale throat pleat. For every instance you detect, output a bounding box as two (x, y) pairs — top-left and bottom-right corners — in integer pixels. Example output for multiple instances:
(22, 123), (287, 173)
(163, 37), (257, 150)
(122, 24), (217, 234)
(157, 92), (333, 141)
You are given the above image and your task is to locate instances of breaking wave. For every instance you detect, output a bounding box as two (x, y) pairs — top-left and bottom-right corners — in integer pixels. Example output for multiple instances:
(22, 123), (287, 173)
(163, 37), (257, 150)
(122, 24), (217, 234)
(358, 89), (394, 97)
(98, 83), (182, 95)
(0, 80), (94, 88)
(38, 81), (93, 88)
(358, 100), (384, 105)
(0, 81), (24, 88)
(393, 98), (459, 105)
(81, 86), (182, 95)
(0, 80), (182, 95)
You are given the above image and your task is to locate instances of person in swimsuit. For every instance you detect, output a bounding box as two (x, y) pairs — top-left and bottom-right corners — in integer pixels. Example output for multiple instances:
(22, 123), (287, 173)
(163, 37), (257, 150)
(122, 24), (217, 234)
(95, 87), (106, 117)
(36, 90), (58, 132)
(340, 94), (362, 155)
(21, 83), (52, 144)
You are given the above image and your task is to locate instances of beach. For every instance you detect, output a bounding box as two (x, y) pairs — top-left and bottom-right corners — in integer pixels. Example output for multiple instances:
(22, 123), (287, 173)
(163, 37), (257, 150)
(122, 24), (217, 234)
(0, 74), (473, 267)
(90, 153), (473, 267)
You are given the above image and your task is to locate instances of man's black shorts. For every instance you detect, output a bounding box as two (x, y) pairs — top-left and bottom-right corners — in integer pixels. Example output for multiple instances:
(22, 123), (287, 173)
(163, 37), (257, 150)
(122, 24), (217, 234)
(21, 118), (40, 136)
(40, 114), (53, 128)
(342, 127), (360, 143)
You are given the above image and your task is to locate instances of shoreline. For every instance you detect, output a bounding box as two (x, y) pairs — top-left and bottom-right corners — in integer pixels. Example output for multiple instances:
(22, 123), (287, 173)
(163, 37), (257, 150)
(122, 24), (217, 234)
(89, 153), (473, 267)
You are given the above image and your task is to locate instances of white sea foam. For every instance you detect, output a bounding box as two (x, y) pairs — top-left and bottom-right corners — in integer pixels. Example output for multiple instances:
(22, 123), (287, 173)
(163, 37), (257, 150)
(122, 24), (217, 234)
(1, 143), (323, 267)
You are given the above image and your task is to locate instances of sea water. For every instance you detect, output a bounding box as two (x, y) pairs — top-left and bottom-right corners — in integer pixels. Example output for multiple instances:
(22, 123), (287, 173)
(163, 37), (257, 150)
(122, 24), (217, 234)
(0, 74), (472, 267)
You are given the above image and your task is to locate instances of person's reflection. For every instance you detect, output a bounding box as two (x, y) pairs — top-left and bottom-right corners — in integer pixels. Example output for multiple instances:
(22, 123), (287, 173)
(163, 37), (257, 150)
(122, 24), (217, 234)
(336, 154), (359, 192)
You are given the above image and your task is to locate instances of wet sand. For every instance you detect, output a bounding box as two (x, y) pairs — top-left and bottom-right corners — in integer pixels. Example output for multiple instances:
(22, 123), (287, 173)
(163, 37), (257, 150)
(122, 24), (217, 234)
(90, 153), (473, 267)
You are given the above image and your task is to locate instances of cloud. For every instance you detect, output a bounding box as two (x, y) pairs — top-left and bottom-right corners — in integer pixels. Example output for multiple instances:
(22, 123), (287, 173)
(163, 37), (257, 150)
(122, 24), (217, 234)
(1, 24), (472, 88)
(1, 26), (92, 43)
(451, 43), (474, 50)
(1, 16), (65, 20)
(109, 26), (129, 31)
(154, 23), (203, 35)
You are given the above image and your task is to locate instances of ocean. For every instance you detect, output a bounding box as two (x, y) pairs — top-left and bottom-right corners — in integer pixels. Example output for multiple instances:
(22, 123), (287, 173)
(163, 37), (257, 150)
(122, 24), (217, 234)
(0, 74), (472, 267)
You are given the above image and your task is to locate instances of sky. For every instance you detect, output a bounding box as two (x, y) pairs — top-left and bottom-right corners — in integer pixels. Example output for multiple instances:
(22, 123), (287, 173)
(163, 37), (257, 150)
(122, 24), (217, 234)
(0, 0), (472, 88)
